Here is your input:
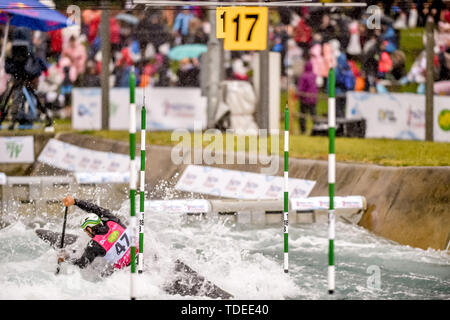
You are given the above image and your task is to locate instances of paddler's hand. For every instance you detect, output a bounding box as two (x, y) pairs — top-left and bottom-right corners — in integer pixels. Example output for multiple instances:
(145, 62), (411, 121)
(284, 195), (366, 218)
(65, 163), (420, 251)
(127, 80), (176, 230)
(62, 195), (75, 207)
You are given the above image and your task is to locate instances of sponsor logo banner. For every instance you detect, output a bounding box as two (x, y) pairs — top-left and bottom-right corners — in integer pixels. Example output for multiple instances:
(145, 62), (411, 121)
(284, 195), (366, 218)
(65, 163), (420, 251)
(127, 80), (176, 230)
(0, 136), (34, 163)
(175, 165), (316, 200)
(72, 87), (207, 131)
(434, 97), (450, 143)
(74, 172), (130, 184)
(347, 92), (427, 140)
(290, 196), (365, 211)
(144, 199), (211, 214)
(38, 138), (137, 173)
(72, 88), (102, 130)
(347, 92), (450, 142)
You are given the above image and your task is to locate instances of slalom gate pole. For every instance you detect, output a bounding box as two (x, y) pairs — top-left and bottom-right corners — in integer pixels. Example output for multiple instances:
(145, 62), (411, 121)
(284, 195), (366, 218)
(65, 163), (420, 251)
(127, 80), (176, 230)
(284, 104), (289, 273)
(129, 66), (137, 300)
(138, 106), (146, 274)
(328, 68), (336, 294)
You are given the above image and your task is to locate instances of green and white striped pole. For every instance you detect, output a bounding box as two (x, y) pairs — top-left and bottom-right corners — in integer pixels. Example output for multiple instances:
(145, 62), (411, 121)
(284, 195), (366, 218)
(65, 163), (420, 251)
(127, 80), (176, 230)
(138, 106), (146, 274)
(328, 68), (336, 295)
(129, 66), (137, 300)
(284, 104), (289, 273)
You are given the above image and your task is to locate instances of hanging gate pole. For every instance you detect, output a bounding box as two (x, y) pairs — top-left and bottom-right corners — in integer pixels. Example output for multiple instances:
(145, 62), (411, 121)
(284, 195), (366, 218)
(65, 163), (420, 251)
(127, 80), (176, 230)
(138, 106), (146, 274)
(129, 67), (137, 300)
(328, 68), (336, 294)
(284, 104), (289, 273)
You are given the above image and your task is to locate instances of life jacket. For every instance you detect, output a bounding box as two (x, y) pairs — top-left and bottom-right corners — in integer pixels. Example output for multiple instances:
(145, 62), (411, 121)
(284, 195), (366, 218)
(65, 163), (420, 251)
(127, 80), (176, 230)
(93, 221), (137, 269)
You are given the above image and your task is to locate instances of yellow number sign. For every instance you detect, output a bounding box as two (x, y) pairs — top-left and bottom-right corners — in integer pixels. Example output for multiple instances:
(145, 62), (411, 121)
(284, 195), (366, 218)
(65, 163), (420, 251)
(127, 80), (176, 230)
(223, 7), (268, 51)
(216, 7), (227, 39)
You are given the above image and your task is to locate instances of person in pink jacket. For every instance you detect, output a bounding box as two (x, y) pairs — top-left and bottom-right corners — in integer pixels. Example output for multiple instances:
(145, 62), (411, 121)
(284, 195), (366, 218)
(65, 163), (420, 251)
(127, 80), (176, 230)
(309, 42), (327, 87)
(323, 42), (337, 74)
(60, 35), (87, 83)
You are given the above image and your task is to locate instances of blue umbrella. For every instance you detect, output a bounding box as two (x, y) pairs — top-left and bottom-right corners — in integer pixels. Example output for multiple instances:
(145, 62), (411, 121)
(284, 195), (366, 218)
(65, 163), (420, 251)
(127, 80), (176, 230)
(168, 44), (208, 61)
(0, 0), (73, 31)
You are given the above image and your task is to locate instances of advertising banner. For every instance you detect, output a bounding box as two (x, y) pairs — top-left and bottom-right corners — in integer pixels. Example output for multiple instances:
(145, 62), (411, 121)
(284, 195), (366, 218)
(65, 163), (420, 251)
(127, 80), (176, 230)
(37, 138), (135, 173)
(290, 196), (366, 212)
(346, 92), (426, 140)
(434, 97), (450, 143)
(144, 199), (211, 214)
(72, 88), (102, 130)
(0, 136), (34, 163)
(72, 87), (207, 131)
(346, 92), (450, 142)
(74, 172), (130, 184)
(175, 165), (316, 200)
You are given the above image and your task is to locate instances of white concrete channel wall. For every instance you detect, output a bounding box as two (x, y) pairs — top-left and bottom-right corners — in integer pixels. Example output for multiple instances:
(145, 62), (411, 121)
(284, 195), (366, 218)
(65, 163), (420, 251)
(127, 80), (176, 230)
(144, 196), (366, 225)
(0, 175), (366, 226)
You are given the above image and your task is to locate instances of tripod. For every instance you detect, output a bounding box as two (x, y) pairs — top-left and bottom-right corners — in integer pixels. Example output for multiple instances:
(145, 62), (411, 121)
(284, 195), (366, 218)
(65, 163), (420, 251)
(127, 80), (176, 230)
(0, 78), (52, 130)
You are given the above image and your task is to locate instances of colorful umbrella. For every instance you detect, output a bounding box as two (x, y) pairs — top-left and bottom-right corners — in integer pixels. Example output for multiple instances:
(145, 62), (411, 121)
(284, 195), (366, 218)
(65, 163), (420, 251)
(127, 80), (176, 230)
(168, 44), (207, 61)
(0, 0), (72, 31)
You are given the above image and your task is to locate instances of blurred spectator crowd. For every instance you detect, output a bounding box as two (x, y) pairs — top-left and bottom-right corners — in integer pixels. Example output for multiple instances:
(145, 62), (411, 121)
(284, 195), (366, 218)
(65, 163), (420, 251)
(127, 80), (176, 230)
(0, 0), (449, 122)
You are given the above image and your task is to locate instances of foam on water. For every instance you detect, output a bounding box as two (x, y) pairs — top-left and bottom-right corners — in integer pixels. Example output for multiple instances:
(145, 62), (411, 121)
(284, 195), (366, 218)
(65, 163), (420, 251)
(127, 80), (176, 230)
(0, 202), (449, 300)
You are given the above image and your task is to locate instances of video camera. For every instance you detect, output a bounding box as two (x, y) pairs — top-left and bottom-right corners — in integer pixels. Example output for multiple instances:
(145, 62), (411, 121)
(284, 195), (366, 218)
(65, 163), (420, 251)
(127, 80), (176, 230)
(5, 27), (47, 83)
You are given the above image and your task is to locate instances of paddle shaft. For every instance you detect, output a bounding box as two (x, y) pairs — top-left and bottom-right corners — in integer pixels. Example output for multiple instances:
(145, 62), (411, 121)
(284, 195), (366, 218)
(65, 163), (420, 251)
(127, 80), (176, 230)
(56, 206), (68, 275)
